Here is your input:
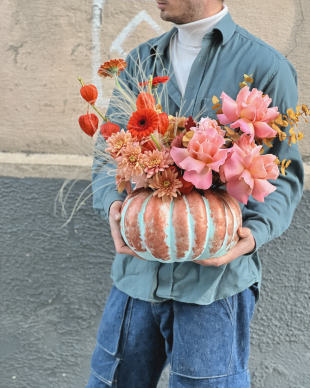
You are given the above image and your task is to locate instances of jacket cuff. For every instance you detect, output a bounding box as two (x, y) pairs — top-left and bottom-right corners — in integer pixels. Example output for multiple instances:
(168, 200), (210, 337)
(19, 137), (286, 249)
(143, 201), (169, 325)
(241, 219), (270, 254)
(102, 189), (127, 221)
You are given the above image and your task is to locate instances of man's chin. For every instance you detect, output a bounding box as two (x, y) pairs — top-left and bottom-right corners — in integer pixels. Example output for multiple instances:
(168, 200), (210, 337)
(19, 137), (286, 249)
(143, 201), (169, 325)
(159, 11), (182, 24)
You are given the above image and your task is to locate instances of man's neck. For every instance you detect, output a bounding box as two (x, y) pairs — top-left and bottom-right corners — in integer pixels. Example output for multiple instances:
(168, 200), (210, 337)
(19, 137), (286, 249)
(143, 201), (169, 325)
(174, 4), (228, 47)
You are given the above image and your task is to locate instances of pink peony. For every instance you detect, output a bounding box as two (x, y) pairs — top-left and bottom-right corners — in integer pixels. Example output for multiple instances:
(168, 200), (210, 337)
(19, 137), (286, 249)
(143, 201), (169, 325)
(197, 117), (226, 137)
(236, 133), (256, 154)
(217, 86), (279, 140)
(170, 127), (229, 190)
(219, 142), (279, 204)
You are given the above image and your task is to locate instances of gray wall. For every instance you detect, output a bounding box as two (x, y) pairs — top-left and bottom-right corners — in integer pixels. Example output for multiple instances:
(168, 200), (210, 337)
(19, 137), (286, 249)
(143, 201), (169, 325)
(1, 177), (309, 388)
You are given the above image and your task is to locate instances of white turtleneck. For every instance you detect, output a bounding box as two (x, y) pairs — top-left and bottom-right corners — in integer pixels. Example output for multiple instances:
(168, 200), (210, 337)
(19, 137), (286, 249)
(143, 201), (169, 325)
(170, 4), (228, 96)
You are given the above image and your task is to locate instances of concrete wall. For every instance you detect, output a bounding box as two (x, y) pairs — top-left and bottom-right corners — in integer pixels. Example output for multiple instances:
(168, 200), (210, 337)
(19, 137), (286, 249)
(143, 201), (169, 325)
(1, 0), (310, 387)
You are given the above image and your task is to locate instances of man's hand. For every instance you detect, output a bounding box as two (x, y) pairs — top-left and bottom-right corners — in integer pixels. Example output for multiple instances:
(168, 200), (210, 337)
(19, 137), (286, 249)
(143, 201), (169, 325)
(194, 227), (256, 267)
(109, 201), (146, 260)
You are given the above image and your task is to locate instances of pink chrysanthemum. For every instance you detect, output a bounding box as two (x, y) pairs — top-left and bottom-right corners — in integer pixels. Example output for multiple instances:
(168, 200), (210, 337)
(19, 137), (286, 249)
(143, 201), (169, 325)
(106, 129), (136, 158)
(118, 143), (145, 179)
(141, 148), (174, 178)
(148, 169), (183, 203)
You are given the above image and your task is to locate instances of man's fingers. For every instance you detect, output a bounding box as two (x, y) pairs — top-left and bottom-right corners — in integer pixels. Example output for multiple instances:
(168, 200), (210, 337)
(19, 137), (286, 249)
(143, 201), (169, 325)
(109, 200), (123, 222)
(194, 227), (255, 267)
(110, 215), (146, 260)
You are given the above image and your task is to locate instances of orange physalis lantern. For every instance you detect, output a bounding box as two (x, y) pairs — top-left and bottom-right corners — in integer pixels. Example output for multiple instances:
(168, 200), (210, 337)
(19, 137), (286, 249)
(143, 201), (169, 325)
(100, 122), (120, 140)
(80, 85), (98, 104)
(136, 93), (156, 110)
(158, 112), (169, 135)
(78, 114), (99, 137)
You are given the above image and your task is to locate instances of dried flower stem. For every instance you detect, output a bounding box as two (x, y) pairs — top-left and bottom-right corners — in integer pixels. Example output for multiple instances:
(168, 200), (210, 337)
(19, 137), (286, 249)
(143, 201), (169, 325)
(114, 76), (137, 111)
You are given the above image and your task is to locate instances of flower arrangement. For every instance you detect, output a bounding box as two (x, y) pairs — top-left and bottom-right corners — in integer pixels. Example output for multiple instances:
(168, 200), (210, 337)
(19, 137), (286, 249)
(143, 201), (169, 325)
(78, 61), (309, 205)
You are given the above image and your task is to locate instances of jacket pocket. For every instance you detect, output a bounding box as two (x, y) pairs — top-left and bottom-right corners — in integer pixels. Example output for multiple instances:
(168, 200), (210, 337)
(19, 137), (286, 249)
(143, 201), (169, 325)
(200, 97), (218, 120)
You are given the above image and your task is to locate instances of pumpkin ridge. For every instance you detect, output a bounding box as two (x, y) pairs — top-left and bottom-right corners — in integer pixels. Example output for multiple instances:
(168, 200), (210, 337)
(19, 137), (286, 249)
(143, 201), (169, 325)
(182, 194), (195, 261)
(212, 191), (233, 257)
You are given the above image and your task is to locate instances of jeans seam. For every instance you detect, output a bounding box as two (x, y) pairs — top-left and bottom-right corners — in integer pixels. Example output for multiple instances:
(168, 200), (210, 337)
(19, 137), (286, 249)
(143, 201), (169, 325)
(90, 367), (112, 386)
(170, 368), (248, 380)
(119, 298), (134, 358)
(227, 294), (236, 376)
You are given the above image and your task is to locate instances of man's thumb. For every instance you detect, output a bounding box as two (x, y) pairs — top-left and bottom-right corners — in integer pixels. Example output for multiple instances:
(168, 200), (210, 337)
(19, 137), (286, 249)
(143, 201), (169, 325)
(113, 212), (121, 221)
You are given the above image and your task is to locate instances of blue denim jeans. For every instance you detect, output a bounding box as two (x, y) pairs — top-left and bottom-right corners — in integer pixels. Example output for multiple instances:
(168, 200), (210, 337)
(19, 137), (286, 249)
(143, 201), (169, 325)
(86, 284), (256, 388)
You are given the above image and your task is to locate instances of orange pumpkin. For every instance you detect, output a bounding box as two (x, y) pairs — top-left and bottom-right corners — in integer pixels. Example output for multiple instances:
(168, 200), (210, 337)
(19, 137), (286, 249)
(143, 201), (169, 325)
(120, 188), (242, 263)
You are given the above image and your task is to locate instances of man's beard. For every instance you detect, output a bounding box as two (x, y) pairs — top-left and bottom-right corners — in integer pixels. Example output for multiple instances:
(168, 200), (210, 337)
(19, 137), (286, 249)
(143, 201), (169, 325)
(159, 2), (202, 24)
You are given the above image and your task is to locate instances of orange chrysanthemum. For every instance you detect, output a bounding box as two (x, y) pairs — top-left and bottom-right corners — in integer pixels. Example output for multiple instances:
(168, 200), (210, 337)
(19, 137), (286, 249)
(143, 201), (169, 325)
(118, 144), (145, 179)
(127, 108), (159, 140)
(106, 129), (135, 158)
(148, 169), (183, 203)
(98, 59), (127, 78)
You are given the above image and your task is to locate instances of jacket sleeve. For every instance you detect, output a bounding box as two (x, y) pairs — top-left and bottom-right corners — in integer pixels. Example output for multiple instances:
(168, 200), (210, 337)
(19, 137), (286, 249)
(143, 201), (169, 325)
(92, 51), (138, 222)
(242, 58), (304, 251)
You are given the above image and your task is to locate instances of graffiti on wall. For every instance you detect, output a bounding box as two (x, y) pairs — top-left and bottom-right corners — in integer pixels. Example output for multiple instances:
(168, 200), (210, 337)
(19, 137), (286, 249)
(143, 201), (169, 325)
(92, 0), (165, 108)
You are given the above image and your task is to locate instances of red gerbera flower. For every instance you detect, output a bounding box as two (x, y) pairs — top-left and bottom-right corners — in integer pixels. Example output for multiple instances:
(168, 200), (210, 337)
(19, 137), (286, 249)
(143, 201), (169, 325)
(139, 76), (170, 88)
(127, 108), (159, 140)
(152, 76), (170, 86)
(98, 59), (127, 78)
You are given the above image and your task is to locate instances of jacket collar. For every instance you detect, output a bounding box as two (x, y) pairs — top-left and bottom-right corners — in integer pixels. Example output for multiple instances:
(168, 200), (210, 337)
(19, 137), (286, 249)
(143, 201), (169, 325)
(151, 12), (236, 55)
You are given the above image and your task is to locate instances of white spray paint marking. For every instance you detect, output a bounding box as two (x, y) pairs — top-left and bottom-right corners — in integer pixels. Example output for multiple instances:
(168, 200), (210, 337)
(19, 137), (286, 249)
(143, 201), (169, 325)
(92, 0), (110, 108)
(110, 10), (164, 56)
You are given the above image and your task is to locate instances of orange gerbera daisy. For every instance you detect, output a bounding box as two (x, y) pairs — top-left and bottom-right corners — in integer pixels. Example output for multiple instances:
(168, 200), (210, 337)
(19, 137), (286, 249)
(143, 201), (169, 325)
(98, 59), (127, 78)
(127, 108), (159, 140)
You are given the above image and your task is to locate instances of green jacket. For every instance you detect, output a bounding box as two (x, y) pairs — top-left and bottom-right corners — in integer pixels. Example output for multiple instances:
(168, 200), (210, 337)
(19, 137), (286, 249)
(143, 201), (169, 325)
(92, 12), (304, 304)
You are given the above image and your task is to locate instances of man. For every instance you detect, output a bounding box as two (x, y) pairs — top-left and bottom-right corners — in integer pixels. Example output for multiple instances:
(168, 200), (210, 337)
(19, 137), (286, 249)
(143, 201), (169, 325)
(87, 1), (304, 387)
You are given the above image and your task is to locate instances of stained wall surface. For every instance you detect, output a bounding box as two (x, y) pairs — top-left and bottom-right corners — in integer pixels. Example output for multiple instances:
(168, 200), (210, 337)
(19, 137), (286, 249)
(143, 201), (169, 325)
(1, 0), (310, 387)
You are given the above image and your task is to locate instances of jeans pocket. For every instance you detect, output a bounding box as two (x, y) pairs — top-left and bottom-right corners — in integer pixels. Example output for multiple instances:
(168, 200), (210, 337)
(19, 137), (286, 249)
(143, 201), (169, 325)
(96, 285), (131, 356)
(219, 294), (235, 323)
(89, 285), (132, 387)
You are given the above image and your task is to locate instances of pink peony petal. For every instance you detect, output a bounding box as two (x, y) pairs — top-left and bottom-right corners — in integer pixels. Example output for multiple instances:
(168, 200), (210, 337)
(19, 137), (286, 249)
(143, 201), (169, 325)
(226, 176), (252, 204)
(220, 92), (239, 123)
(231, 118), (255, 140)
(170, 147), (189, 167)
(236, 86), (250, 106)
(251, 179), (277, 202)
(207, 149), (230, 172)
(179, 155), (206, 174)
(253, 121), (277, 139)
(240, 105), (257, 122)
(221, 151), (245, 180)
(261, 107), (279, 123)
(249, 157), (267, 179)
(239, 169), (254, 189)
(184, 167), (213, 190)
